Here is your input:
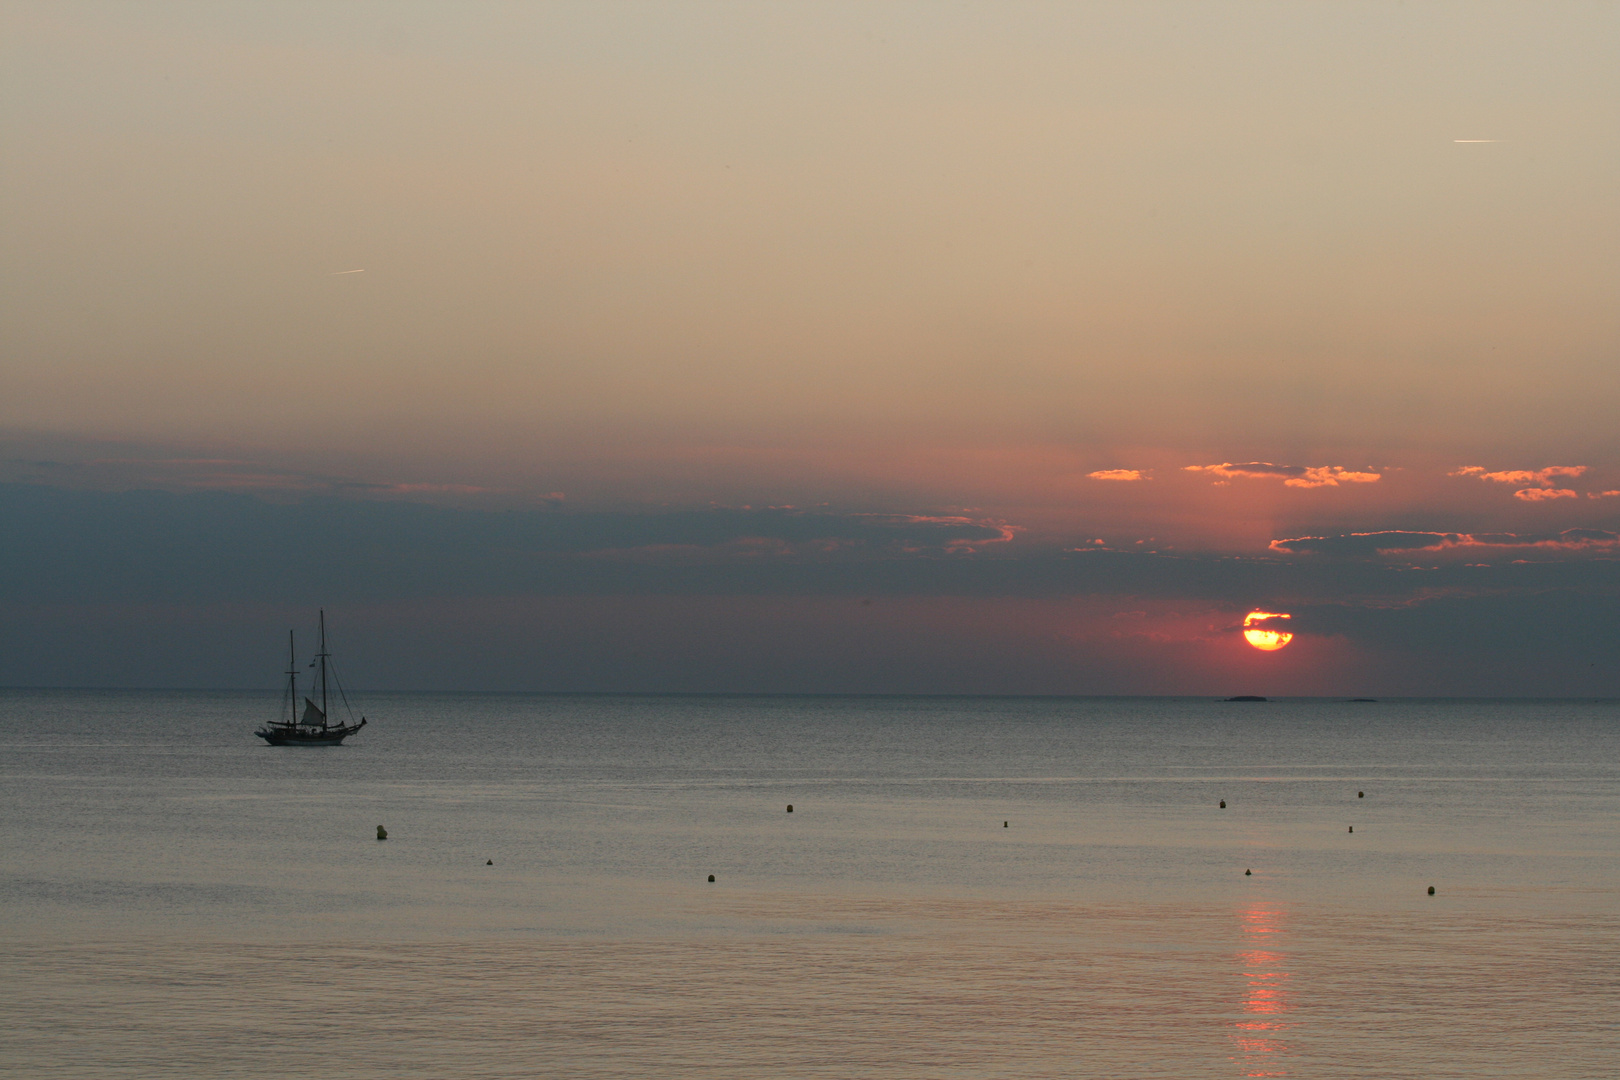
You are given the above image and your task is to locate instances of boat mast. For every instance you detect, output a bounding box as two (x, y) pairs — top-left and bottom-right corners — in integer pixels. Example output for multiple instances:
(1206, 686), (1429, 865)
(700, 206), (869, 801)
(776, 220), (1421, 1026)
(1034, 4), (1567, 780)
(317, 609), (329, 729)
(287, 630), (298, 727)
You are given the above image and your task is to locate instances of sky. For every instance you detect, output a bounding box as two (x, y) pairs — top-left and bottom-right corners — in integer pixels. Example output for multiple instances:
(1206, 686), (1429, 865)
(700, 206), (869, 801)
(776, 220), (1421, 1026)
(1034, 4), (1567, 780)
(2, 2), (1617, 694)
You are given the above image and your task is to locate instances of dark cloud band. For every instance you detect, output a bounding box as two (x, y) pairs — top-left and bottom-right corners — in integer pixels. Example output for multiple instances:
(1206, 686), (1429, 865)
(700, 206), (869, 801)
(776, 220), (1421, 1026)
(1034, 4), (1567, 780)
(1271, 529), (1620, 558)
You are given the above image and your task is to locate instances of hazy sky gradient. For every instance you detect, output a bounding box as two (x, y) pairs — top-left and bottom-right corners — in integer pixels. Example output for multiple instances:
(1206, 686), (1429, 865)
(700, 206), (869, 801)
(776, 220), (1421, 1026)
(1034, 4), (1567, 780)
(3, 3), (1617, 692)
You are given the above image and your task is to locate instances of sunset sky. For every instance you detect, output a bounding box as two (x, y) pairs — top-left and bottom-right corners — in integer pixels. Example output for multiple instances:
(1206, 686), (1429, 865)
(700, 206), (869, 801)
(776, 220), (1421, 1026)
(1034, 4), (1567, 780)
(3, 2), (1617, 694)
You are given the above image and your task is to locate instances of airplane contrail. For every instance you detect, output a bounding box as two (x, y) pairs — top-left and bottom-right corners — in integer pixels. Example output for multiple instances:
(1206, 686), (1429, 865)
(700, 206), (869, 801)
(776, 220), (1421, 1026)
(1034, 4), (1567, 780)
(330, 268), (366, 275)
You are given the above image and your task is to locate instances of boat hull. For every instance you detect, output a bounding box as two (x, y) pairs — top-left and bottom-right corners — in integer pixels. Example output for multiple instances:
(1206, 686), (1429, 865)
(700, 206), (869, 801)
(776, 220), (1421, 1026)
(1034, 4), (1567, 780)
(256, 719), (365, 746)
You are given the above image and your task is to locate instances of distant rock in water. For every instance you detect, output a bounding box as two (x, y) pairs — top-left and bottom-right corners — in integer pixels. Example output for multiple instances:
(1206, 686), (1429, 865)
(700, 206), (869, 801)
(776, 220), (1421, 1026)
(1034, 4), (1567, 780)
(1225, 695), (1267, 702)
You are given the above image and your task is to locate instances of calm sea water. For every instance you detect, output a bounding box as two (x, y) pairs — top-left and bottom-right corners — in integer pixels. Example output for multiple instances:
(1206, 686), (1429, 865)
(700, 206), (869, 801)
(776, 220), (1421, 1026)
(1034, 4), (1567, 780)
(2, 691), (1616, 1078)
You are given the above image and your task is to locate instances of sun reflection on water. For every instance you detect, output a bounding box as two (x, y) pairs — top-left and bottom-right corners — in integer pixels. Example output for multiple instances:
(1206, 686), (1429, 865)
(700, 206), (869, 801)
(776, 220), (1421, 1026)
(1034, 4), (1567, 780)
(1229, 904), (1293, 1077)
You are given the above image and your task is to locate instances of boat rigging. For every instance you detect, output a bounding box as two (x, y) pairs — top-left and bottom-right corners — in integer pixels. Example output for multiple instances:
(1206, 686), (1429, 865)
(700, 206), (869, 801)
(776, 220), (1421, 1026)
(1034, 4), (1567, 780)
(255, 609), (368, 746)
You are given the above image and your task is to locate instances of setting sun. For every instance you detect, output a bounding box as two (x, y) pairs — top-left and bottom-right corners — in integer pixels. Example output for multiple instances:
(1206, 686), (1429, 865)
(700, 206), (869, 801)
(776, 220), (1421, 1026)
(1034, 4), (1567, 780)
(1243, 610), (1294, 652)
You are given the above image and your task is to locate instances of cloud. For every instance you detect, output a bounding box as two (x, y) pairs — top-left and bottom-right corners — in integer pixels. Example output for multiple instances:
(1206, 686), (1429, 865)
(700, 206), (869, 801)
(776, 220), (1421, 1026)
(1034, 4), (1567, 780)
(384, 483), (490, 496)
(882, 514), (1020, 552)
(1451, 465), (1587, 487)
(1087, 469), (1145, 481)
(1454, 465), (1605, 503)
(0, 483), (1026, 609)
(1270, 528), (1620, 559)
(1590, 491), (1620, 500)
(1270, 532), (1463, 557)
(1, 445), (512, 501)
(1183, 462), (1380, 488)
(8, 480), (1620, 694)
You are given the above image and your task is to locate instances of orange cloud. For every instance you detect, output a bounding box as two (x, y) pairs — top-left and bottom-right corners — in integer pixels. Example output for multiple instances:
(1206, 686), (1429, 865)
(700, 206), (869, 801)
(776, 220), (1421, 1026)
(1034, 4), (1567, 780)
(1513, 488), (1578, 502)
(1451, 465), (1587, 487)
(1285, 467), (1381, 488)
(1088, 469), (1145, 481)
(1588, 491), (1620, 500)
(1184, 462), (1380, 488)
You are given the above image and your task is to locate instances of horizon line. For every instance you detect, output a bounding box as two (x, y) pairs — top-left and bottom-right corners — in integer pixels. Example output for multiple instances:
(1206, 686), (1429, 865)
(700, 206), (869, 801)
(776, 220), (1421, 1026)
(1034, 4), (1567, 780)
(0, 685), (1613, 703)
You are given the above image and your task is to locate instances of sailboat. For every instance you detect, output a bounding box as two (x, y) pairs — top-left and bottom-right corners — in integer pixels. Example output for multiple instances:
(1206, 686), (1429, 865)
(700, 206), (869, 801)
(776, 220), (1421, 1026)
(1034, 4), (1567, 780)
(255, 610), (369, 746)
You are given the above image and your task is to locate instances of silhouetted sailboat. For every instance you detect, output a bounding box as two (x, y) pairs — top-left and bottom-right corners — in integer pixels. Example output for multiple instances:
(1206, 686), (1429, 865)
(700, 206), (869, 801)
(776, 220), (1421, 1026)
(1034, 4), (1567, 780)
(255, 610), (368, 746)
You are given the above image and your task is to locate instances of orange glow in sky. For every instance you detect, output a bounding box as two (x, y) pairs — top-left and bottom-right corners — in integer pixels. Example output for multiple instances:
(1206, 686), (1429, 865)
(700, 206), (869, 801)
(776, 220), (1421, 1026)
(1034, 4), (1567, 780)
(1243, 611), (1294, 652)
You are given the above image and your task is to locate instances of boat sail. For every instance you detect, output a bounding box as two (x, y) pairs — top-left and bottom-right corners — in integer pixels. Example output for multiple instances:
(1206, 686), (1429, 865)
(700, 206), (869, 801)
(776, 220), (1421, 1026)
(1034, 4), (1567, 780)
(255, 610), (368, 746)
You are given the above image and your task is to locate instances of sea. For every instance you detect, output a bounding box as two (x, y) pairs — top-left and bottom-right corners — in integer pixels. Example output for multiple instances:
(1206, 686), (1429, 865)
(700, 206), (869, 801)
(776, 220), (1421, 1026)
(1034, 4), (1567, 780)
(1, 691), (1616, 1078)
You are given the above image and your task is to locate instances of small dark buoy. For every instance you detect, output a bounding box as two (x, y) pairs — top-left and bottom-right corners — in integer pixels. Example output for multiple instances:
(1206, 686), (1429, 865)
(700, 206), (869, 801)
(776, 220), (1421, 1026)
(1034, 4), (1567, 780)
(486, 859), (493, 865)
(1348, 826), (1353, 833)
(376, 825), (387, 841)
(786, 804), (793, 813)
(1245, 869), (1252, 876)
(708, 874), (716, 883)
(1219, 800), (1226, 809)
(1003, 821), (1008, 828)
(1358, 791), (1364, 798)
(1428, 885), (1435, 895)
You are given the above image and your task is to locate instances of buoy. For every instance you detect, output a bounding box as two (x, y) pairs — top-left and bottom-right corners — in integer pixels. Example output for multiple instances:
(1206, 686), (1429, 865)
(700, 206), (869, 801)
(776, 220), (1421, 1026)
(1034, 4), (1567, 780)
(1358, 791), (1364, 798)
(376, 825), (387, 841)
(1003, 821), (1008, 828)
(1245, 869), (1251, 876)
(786, 804), (793, 813)
(1219, 800), (1226, 809)
(486, 859), (493, 865)
(1348, 826), (1353, 833)
(708, 875), (716, 883)
(1428, 885), (1435, 895)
